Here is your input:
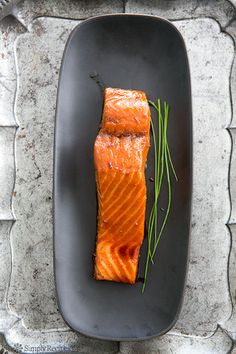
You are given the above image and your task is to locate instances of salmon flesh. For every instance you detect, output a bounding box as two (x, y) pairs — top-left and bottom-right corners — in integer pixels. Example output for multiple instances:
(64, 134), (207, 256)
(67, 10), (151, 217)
(94, 88), (151, 284)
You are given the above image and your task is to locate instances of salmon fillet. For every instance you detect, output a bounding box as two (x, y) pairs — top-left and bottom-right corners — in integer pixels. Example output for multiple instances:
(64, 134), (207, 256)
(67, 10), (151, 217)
(94, 88), (151, 284)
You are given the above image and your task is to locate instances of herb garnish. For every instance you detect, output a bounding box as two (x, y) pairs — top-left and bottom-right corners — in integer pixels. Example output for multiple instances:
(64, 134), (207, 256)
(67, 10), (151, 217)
(142, 99), (177, 293)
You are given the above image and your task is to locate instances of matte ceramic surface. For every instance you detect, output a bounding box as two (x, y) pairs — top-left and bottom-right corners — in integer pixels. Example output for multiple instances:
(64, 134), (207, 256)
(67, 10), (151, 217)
(54, 14), (192, 340)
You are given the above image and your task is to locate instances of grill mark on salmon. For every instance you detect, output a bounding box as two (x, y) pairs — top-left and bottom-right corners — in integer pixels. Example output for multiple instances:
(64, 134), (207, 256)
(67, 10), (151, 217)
(94, 88), (151, 284)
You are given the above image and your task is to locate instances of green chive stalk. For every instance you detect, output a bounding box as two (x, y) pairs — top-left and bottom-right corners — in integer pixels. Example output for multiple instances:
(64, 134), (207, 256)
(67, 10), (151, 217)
(142, 99), (177, 293)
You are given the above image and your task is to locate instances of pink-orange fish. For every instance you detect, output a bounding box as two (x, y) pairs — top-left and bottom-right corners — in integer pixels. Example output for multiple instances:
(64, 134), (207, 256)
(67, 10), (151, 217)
(94, 88), (151, 284)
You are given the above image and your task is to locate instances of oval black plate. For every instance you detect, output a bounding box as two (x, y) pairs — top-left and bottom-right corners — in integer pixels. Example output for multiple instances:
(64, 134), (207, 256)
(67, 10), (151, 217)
(54, 14), (192, 340)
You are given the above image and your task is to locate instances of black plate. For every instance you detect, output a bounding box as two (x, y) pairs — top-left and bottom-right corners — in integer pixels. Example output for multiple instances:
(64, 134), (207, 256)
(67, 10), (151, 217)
(54, 14), (192, 340)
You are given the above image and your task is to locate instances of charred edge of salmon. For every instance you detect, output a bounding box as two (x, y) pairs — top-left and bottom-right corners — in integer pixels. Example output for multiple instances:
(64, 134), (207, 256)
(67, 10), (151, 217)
(94, 88), (151, 284)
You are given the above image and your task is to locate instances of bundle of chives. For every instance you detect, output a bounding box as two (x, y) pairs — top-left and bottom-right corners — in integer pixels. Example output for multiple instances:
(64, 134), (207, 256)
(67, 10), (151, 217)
(142, 99), (177, 293)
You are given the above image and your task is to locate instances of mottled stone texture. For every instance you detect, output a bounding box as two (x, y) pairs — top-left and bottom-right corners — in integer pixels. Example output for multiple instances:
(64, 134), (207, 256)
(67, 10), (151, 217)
(125, 0), (235, 26)
(119, 327), (232, 354)
(171, 19), (233, 336)
(0, 222), (17, 332)
(7, 321), (118, 354)
(222, 223), (236, 339)
(0, 0), (235, 353)
(0, 127), (15, 220)
(226, 19), (236, 130)
(0, 17), (24, 126)
(15, 0), (123, 27)
(0, 333), (17, 354)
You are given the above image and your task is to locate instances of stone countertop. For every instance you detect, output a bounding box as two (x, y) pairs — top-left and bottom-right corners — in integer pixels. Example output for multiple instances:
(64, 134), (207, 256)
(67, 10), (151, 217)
(0, 1), (236, 353)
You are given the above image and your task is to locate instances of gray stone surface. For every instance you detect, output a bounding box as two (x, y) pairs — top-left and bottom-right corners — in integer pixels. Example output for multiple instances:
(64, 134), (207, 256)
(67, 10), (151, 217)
(225, 19), (236, 129)
(0, 333), (18, 354)
(222, 224), (236, 340)
(170, 19), (233, 336)
(6, 320), (118, 354)
(0, 0), (235, 353)
(125, 0), (235, 27)
(0, 17), (24, 126)
(0, 127), (15, 220)
(119, 327), (232, 354)
(0, 221), (17, 332)
(231, 63), (236, 128)
(229, 0), (236, 9)
(15, 0), (123, 28)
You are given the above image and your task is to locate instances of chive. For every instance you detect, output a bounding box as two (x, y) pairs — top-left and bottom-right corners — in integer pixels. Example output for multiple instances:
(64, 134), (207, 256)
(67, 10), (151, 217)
(151, 102), (171, 258)
(142, 99), (177, 292)
(152, 142), (171, 257)
(167, 144), (178, 182)
(146, 101), (163, 265)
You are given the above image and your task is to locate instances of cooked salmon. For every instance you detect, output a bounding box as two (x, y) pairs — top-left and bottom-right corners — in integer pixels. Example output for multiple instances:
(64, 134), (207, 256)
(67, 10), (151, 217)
(94, 88), (151, 284)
